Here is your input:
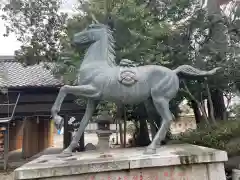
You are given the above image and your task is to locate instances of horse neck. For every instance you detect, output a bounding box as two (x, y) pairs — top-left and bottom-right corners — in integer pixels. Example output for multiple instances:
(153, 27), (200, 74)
(80, 34), (116, 70)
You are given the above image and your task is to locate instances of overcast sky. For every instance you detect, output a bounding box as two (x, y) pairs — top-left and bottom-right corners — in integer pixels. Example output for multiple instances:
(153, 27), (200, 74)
(0, 0), (78, 56)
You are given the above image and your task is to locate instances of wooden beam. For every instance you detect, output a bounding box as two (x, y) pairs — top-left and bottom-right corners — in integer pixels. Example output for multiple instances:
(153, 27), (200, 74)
(0, 102), (84, 115)
(0, 111), (85, 118)
(0, 94), (78, 104)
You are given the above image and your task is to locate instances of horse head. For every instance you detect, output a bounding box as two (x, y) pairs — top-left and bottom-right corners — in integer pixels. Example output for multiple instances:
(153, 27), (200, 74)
(73, 23), (109, 46)
(73, 22), (116, 67)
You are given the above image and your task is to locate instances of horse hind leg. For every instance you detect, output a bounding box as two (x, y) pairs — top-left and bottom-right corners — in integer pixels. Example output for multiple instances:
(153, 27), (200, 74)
(144, 97), (173, 154)
(144, 99), (161, 142)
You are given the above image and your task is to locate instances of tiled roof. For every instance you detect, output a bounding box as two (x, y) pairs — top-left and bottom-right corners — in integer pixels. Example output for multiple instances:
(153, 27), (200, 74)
(0, 57), (63, 88)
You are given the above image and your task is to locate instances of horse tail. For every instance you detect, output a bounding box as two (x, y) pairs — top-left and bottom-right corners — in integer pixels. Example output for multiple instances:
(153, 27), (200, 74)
(173, 65), (221, 77)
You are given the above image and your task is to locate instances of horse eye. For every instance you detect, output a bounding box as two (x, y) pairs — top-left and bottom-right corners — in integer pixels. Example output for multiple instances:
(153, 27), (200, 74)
(87, 24), (101, 30)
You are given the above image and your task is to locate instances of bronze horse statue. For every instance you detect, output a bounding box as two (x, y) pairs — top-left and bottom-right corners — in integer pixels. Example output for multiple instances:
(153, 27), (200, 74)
(51, 23), (221, 154)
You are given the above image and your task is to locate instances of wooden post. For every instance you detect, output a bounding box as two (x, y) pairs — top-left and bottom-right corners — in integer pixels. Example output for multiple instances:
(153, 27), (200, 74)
(0, 127), (4, 152)
(80, 133), (85, 151)
(10, 120), (24, 151)
(9, 122), (16, 152)
(43, 120), (50, 149)
(3, 124), (9, 170)
(115, 118), (119, 145)
(76, 133), (85, 152)
(123, 106), (127, 148)
(116, 105), (124, 147)
(49, 119), (54, 147)
(38, 117), (44, 152)
(63, 114), (72, 149)
(22, 117), (39, 158)
(76, 115), (84, 151)
(38, 118), (51, 152)
(16, 120), (24, 150)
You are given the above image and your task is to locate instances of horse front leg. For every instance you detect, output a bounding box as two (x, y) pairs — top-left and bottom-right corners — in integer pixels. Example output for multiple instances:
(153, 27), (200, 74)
(51, 85), (100, 130)
(63, 99), (98, 154)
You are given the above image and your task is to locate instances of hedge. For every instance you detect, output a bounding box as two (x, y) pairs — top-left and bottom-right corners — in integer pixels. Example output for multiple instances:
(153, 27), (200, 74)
(170, 120), (240, 157)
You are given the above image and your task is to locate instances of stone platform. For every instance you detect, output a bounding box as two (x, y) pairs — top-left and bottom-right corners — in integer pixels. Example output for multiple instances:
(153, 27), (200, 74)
(14, 144), (228, 180)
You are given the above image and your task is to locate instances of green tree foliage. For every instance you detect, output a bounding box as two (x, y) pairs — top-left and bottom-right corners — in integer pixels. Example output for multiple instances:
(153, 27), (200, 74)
(2, 0), (240, 122)
(171, 120), (240, 157)
(1, 0), (68, 65)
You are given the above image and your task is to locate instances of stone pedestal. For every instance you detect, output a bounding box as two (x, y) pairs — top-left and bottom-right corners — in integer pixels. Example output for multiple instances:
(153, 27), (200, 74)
(96, 130), (112, 151)
(14, 144), (228, 180)
(95, 111), (113, 151)
(232, 169), (240, 180)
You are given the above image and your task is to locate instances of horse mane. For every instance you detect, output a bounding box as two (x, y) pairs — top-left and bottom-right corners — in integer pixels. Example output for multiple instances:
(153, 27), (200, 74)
(105, 26), (117, 67)
(79, 23), (117, 68)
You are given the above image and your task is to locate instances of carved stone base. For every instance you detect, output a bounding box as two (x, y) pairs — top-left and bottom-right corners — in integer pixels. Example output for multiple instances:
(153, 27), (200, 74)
(96, 130), (112, 151)
(232, 169), (240, 180)
(14, 144), (228, 180)
(85, 143), (96, 151)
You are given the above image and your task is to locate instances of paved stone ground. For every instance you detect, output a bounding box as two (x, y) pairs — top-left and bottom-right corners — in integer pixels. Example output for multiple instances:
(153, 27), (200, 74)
(0, 170), (14, 180)
(0, 133), (132, 179)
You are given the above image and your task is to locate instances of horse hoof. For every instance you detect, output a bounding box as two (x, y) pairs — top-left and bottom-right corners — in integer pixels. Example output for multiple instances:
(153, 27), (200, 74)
(53, 115), (64, 130)
(57, 153), (73, 158)
(143, 147), (156, 155)
(63, 148), (72, 153)
(58, 148), (73, 157)
(156, 140), (161, 146)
